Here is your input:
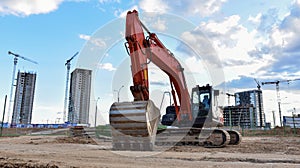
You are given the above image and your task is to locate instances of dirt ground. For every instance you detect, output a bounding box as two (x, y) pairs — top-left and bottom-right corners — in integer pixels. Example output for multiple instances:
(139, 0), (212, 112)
(0, 135), (300, 168)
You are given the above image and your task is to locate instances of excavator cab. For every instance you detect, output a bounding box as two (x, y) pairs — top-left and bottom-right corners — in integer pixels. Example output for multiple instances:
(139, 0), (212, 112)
(161, 84), (224, 128)
(191, 85), (211, 118)
(191, 84), (224, 127)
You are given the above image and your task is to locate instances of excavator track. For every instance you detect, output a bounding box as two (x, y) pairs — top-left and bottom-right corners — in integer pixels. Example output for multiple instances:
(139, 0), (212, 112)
(155, 128), (231, 148)
(109, 100), (160, 151)
(201, 128), (230, 148)
(226, 129), (242, 145)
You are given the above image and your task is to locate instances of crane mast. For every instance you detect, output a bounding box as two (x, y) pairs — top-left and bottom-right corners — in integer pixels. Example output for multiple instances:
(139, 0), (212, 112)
(63, 52), (78, 123)
(254, 79), (263, 127)
(7, 56), (17, 123)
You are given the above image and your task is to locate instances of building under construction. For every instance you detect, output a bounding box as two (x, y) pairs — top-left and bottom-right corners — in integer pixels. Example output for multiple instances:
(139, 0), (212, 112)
(68, 68), (92, 125)
(11, 71), (36, 126)
(223, 89), (265, 128)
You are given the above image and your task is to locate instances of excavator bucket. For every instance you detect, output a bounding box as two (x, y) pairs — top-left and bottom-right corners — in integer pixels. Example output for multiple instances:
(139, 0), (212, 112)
(109, 100), (160, 151)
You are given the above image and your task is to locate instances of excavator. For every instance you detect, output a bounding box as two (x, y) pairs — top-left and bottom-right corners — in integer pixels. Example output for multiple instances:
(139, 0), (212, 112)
(109, 10), (241, 151)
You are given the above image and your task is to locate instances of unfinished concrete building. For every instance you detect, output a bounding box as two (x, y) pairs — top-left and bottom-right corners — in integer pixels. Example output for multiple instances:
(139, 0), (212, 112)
(223, 89), (265, 128)
(11, 71), (36, 126)
(68, 68), (92, 125)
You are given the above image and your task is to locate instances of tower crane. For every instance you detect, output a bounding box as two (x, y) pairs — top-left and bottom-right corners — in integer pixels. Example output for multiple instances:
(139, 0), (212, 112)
(285, 78), (300, 85)
(63, 52), (78, 123)
(261, 78), (300, 127)
(7, 51), (38, 123)
(254, 78), (261, 90)
(254, 78), (263, 127)
(262, 80), (282, 127)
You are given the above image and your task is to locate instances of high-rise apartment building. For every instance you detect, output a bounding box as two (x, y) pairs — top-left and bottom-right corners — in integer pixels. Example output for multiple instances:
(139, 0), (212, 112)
(68, 68), (92, 124)
(11, 71), (36, 126)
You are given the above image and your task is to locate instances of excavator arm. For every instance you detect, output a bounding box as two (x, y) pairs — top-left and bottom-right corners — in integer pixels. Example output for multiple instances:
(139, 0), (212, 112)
(125, 10), (192, 121)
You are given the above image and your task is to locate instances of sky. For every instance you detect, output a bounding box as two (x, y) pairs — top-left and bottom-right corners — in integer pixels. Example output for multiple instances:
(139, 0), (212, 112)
(0, 0), (300, 127)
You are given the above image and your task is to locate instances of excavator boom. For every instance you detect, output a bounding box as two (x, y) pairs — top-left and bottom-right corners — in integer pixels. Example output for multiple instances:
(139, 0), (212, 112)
(109, 10), (193, 150)
(125, 10), (192, 121)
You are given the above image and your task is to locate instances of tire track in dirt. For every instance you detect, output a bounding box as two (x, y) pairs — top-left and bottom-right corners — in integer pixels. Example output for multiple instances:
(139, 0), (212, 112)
(161, 156), (300, 165)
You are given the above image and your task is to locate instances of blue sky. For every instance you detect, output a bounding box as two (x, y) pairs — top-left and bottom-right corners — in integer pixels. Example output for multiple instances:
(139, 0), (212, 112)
(0, 0), (300, 126)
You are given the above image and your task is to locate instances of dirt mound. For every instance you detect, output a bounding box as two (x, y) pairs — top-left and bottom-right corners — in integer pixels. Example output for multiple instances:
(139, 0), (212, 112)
(55, 137), (97, 145)
(0, 157), (58, 168)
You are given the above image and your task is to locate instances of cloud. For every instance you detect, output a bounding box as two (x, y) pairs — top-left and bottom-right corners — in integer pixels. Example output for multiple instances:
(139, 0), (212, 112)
(67, 0), (89, 2)
(223, 76), (259, 89)
(0, 0), (64, 16)
(178, 0), (300, 85)
(79, 34), (107, 48)
(179, 29), (218, 65)
(151, 17), (167, 31)
(99, 0), (120, 4)
(279, 2), (300, 53)
(79, 34), (91, 41)
(248, 0), (300, 80)
(139, 0), (226, 17)
(0, 0), (91, 16)
(117, 5), (139, 18)
(139, 0), (169, 13)
(177, 15), (270, 84)
(97, 63), (116, 71)
(258, 8), (279, 33)
(248, 13), (262, 25)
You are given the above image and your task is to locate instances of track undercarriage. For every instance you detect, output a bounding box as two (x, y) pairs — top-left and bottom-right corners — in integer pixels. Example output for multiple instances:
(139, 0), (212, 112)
(155, 127), (231, 148)
(109, 101), (242, 151)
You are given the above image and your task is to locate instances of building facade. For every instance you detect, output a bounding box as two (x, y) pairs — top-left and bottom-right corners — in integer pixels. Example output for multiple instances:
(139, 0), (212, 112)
(223, 89), (265, 128)
(11, 71), (36, 126)
(223, 105), (256, 128)
(235, 89), (265, 127)
(68, 68), (92, 124)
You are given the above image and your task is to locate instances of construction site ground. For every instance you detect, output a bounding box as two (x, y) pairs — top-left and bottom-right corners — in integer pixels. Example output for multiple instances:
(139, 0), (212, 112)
(0, 129), (300, 168)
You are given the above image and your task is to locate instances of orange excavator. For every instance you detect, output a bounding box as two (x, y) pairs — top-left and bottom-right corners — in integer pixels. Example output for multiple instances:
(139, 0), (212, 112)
(109, 10), (241, 151)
